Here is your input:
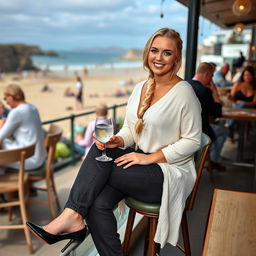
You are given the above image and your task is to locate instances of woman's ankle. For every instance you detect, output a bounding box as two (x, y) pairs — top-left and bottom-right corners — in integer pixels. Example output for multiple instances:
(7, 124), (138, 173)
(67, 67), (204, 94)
(44, 208), (85, 234)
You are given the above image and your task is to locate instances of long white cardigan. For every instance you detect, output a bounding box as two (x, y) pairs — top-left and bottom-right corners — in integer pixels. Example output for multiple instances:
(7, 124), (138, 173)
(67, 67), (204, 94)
(116, 80), (202, 247)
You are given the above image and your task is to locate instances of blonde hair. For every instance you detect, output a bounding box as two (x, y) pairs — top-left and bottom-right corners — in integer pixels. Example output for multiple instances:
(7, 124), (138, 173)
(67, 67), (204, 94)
(135, 28), (183, 135)
(5, 84), (25, 101)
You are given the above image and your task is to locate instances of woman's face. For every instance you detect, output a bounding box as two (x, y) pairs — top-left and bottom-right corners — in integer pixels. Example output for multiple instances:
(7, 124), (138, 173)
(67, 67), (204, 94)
(243, 70), (253, 83)
(3, 93), (15, 108)
(148, 36), (178, 78)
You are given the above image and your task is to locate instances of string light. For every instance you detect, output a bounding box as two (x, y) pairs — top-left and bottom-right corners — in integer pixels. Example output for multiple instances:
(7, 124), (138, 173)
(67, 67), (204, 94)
(232, 0), (252, 16)
(234, 23), (245, 33)
(160, 0), (165, 19)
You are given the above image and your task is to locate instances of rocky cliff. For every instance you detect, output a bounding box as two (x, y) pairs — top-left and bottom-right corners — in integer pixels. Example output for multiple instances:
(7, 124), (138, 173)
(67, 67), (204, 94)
(119, 49), (143, 61)
(0, 44), (58, 72)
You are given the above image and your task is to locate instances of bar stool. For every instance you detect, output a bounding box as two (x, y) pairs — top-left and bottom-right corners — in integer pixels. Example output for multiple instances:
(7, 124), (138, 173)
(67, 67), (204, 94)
(122, 133), (211, 256)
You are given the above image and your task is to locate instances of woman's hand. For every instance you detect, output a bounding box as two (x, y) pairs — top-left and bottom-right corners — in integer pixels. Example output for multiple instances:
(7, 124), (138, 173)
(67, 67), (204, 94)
(234, 100), (243, 105)
(93, 135), (124, 151)
(114, 152), (153, 169)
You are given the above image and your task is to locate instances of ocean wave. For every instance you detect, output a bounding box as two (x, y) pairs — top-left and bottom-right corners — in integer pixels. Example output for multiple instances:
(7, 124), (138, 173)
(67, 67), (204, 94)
(33, 61), (143, 71)
(31, 50), (143, 71)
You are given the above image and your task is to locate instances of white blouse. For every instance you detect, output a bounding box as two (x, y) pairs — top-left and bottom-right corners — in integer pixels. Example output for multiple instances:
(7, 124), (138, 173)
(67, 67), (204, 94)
(117, 80), (202, 247)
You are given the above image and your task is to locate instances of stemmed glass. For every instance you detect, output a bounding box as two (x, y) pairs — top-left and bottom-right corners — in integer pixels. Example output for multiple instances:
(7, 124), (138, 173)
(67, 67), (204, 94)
(95, 117), (114, 162)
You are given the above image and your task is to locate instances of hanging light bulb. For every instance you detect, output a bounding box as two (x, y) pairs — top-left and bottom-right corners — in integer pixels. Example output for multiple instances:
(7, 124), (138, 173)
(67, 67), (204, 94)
(232, 0), (252, 16)
(234, 23), (245, 33)
(160, 0), (165, 19)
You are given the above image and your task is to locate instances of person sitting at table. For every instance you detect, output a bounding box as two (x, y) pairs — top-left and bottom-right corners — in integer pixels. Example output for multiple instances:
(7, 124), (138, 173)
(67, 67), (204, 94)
(0, 84), (46, 170)
(232, 61), (251, 83)
(213, 63), (233, 88)
(0, 100), (10, 128)
(227, 65), (256, 141)
(230, 66), (256, 107)
(189, 62), (228, 171)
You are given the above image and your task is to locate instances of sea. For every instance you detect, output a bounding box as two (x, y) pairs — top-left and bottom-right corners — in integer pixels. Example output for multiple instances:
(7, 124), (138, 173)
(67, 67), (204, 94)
(31, 50), (142, 71)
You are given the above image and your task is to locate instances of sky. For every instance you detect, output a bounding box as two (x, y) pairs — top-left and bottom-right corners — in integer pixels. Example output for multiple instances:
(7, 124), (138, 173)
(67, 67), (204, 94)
(0, 0), (221, 51)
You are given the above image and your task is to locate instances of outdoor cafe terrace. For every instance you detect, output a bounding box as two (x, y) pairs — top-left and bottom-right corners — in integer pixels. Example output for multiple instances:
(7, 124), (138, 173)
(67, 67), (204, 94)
(0, 102), (256, 256)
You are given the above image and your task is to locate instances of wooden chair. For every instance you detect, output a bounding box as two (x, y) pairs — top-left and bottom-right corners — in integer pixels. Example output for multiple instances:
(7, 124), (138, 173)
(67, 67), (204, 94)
(29, 124), (63, 219)
(0, 144), (35, 254)
(122, 133), (211, 256)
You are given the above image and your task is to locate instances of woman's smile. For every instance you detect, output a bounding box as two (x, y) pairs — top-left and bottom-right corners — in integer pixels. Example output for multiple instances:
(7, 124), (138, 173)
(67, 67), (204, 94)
(153, 62), (165, 68)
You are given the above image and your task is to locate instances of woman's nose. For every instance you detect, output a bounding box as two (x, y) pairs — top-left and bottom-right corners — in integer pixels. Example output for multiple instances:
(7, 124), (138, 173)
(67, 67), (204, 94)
(155, 52), (163, 60)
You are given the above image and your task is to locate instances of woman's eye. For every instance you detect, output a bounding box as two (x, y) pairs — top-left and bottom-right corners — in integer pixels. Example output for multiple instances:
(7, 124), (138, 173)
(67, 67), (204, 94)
(163, 51), (172, 56)
(150, 49), (158, 54)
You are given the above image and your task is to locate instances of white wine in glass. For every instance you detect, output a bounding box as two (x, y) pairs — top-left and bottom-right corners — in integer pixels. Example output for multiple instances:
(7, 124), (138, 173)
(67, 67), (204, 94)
(95, 117), (113, 162)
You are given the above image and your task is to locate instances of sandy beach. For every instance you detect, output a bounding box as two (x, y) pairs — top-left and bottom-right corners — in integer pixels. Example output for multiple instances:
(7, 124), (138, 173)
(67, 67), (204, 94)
(0, 66), (148, 137)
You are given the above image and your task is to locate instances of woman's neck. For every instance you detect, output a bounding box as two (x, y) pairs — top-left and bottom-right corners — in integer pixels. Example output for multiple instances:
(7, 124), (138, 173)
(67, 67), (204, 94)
(154, 74), (181, 87)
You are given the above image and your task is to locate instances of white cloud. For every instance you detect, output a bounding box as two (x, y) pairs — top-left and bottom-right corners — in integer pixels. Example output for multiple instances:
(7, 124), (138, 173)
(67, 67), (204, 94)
(147, 5), (160, 14)
(12, 14), (34, 22)
(0, 0), (217, 50)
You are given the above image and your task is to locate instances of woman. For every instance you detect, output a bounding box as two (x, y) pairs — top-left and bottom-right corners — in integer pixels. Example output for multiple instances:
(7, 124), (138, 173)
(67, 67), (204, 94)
(230, 65), (256, 107)
(0, 84), (46, 170)
(227, 66), (256, 141)
(27, 28), (202, 255)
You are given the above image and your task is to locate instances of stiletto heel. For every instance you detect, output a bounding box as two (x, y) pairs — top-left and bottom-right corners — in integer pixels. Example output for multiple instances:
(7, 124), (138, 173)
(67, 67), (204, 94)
(26, 221), (87, 245)
(59, 239), (83, 256)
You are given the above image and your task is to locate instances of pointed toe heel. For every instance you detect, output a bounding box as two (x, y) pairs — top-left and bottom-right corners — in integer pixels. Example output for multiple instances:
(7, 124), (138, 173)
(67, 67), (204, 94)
(26, 221), (87, 245)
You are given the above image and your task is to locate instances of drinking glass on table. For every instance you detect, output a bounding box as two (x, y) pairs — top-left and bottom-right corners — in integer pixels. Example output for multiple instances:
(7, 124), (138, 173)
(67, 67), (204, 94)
(95, 117), (113, 162)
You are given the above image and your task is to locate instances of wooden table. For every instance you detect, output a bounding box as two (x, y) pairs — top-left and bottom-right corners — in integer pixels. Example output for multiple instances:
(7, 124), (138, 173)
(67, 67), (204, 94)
(222, 107), (256, 163)
(203, 189), (256, 256)
(222, 107), (256, 121)
(222, 108), (256, 192)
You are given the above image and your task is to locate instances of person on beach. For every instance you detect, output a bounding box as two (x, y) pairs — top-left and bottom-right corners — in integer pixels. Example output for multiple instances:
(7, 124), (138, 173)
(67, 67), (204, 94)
(27, 27), (202, 256)
(75, 76), (84, 109)
(0, 84), (46, 170)
(64, 87), (75, 97)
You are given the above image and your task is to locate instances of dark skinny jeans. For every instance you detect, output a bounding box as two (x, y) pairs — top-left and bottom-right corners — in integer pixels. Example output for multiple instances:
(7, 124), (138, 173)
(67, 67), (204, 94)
(65, 144), (164, 256)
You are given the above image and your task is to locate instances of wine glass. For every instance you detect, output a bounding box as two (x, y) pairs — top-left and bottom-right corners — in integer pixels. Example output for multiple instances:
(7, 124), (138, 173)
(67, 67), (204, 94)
(95, 117), (114, 162)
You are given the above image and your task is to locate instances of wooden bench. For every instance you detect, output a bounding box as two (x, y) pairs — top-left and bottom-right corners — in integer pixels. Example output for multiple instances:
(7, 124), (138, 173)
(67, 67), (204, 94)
(203, 189), (256, 256)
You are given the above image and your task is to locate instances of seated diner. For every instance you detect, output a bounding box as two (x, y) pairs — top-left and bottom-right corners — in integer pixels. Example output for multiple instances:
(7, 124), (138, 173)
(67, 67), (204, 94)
(0, 84), (46, 171)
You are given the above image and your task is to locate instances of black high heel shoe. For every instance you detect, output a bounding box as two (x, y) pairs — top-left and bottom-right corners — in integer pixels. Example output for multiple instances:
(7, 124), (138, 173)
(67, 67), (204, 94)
(26, 221), (87, 255)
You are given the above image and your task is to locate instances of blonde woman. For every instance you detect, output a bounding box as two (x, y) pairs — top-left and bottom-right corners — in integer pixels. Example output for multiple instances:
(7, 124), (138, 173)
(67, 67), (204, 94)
(27, 28), (202, 256)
